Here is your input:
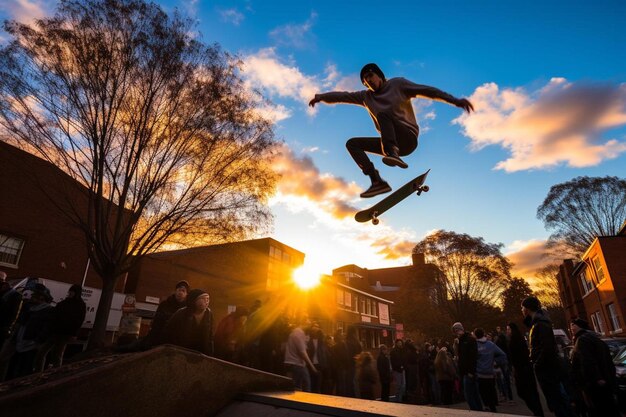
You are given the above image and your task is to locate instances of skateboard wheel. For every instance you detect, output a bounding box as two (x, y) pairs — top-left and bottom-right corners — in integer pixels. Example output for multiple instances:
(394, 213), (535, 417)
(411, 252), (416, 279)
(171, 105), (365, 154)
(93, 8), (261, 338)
(372, 218), (380, 225)
(422, 185), (429, 192)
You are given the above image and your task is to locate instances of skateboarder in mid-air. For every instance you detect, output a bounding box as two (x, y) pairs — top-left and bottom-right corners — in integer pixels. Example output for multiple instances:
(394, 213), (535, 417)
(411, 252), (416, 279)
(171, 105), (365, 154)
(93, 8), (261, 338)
(309, 63), (474, 198)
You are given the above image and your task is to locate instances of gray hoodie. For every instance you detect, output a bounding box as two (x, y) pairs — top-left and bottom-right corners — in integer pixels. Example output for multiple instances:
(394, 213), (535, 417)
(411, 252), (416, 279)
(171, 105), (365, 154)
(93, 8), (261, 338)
(476, 337), (507, 378)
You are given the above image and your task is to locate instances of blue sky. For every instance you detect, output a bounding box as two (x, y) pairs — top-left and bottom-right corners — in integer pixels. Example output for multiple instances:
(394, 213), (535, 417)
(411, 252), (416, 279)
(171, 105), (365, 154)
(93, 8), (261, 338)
(2, 0), (625, 281)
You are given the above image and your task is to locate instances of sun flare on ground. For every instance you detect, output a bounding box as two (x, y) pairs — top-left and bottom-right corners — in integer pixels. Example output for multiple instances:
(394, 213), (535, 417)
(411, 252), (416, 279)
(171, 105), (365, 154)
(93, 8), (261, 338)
(292, 264), (322, 290)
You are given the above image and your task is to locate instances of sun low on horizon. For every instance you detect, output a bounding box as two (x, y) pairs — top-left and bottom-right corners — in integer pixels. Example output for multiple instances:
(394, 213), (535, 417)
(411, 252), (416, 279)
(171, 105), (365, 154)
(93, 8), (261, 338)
(292, 263), (322, 290)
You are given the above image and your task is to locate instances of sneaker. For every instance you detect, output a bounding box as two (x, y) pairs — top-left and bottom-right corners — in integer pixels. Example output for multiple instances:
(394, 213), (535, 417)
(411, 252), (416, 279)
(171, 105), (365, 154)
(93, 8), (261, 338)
(360, 181), (392, 198)
(382, 153), (408, 169)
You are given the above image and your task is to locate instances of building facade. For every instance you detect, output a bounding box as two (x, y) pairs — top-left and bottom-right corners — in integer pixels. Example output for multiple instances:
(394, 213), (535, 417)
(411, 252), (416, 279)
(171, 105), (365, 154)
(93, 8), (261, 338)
(557, 223), (626, 336)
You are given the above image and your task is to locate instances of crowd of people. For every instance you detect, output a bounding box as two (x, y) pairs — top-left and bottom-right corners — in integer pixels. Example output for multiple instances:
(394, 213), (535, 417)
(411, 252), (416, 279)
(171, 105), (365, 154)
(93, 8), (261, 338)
(0, 274), (86, 381)
(1, 274), (622, 417)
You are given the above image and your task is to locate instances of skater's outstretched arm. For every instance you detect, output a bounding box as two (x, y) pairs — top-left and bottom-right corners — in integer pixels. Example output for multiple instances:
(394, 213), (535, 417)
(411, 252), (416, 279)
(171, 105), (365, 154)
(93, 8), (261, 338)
(309, 90), (367, 108)
(401, 78), (474, 113)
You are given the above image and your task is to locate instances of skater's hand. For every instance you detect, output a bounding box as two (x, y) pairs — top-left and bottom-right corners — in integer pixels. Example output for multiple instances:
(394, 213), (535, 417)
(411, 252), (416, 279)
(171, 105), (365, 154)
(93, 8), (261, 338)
(456, 98), (474, 113)
(309, 95), (321, 108)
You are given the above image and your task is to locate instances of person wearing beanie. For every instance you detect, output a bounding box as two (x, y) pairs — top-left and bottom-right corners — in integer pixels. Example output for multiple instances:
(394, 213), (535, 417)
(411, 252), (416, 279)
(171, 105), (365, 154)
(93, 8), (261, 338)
(569, 317), (619, 416)
(451, 321), (482, 411)
(521, 297), (574, 417)
(34, 284), (86, 371)
(162, 289), (213, 356)
(309, 63), (474, 198)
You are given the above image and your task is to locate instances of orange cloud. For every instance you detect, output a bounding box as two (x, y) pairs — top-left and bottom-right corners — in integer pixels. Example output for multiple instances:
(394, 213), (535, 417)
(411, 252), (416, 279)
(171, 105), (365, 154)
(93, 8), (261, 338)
(370, 235), (416, 260)
(271, 144), (361, 219)
(455, 79), (626, 171)
(505, 239), (561, 280)
(3, 0), (50, 24)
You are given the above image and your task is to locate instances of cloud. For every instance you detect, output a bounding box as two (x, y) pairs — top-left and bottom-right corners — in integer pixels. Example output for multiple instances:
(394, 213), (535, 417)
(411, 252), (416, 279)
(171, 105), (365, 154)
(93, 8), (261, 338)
(242, 48), (322, 115)
(454, 79), (626, 172)
(271, 144), (361, 219)
(369, 235), (417, 260)
(219, 8), (244, 26)
(1, 0), (51, 23)
(269, 12), (317, 49)
(505, 239), (560, 279)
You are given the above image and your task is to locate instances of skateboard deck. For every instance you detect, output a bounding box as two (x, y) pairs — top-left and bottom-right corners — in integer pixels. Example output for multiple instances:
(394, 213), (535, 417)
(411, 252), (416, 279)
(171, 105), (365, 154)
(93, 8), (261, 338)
(355, 169), (430, 225)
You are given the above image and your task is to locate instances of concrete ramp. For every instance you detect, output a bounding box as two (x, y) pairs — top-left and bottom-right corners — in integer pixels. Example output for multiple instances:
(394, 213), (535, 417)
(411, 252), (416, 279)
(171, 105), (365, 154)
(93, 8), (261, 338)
(0, 345), (293, 417)
(218, 391), (523, 417)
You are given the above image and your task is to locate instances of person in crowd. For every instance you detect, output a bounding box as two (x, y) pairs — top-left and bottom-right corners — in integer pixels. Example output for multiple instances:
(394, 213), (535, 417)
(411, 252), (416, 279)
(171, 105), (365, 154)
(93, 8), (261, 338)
(417, 343), (432, 404)
(356, 351), (378, 400)
(345, 325), (362, 397)
(214, 306), (249, 363)
(570, 317), (620, 417)
(241, 299), (263, 367)
(522, 296), (574, 417)
(162, 288), (213, 356)
(404, 340), (419, 402)
(34, 284), (86, 371)
(147, 280), (189, 346)
(331, 330), (351, 396)
(307, 322), (329, 393)
(7, 284), (54, 380)
(377, 344), (392, 402)
(452, 322), (482, 411)
(475, 327), (507, 412)
(427, 342), (441, 405)
(0, 273), (23, 348)
(390, 338), (406, 402)
(434, 347), (457, 405)
(507, 322), (544, 416)
(283, 317), (317, 392)
(495, 328), (514, 403)
(322, 334), (336, 395)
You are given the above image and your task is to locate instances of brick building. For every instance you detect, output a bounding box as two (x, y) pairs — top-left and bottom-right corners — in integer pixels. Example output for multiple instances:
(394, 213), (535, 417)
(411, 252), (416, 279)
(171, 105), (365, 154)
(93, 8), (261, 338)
(0, 141), (102, 287)
(557, 222), (626, 336)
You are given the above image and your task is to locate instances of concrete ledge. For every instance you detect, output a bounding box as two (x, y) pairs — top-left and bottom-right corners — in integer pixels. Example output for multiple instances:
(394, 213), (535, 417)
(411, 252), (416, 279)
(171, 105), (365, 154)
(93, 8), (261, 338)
(1, 345), (293, 417)
(217, 391), (521, 417)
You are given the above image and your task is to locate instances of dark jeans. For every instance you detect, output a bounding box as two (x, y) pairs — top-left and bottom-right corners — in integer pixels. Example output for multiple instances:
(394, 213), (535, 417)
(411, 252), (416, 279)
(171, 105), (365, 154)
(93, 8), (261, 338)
(346, 112), (418, 175)
(463, 374), (483, 411)
(439, 379), (454, 405)
(584, 383), (620, 417)
(380, 381), (390, 401)
(478, 377), (498, 412)
(536, 369), (574, 417)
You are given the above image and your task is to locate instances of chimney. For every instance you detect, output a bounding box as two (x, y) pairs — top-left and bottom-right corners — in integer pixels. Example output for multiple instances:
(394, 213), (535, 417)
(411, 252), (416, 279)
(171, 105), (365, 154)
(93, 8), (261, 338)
(412, 253), (425, 266)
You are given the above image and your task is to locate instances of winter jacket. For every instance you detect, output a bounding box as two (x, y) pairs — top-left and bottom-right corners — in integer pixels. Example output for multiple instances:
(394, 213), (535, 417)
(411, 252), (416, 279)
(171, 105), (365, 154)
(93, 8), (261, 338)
(390, 346), (406, 372)
(527, 309), (559, 372)
(162, 307), (213, 356)
(148, 294), (186, 343)
(457, 332), (478, 376)
(14, 302), (53, 352)
(51, 296), (86, 336)
(476, 337), (507, 378)
(571, 329), (616, 389)
(377, 353), (392, 383)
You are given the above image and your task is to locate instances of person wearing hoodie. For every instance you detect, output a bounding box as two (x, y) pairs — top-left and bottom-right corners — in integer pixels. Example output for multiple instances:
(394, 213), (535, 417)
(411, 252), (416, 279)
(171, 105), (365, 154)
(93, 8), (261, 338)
(162, 288), (213, 356)
(34, 284), (86, 371)
(522, 296), (574, 417)
(474, 327), (507, 412)
(569, 317), (619, 417)
(309, 63), (474, 198)
(452, 322), (482, 411)
(148, 280), (189, 346)
(507, 322), (545, 416)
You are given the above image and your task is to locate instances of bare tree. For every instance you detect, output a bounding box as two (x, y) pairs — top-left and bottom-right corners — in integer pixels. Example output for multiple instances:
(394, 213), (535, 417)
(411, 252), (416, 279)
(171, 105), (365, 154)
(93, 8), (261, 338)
(533, 264), (562, 308)
(501, 277), (534, 323)
(0, 0), (278, 348)
(412, 230), (511, 323)
(537, 176), (626, 257)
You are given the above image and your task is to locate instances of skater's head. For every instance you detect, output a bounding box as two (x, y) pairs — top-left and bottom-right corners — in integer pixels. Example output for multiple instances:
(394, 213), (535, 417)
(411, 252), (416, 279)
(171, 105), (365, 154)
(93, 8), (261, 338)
(360, 63), (385, 91)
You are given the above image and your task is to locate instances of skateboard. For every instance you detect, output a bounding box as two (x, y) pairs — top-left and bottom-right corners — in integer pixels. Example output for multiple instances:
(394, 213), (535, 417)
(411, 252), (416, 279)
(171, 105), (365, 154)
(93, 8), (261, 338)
(354, 169), (430, 225)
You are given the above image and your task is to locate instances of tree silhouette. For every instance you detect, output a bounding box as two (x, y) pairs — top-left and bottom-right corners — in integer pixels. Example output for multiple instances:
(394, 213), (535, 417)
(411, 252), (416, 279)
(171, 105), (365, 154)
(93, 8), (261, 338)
(0, 0), (278, 348)
(501, 277), (534, 323)
(537, 176), (626, 257)
(412, 230), (511, 324)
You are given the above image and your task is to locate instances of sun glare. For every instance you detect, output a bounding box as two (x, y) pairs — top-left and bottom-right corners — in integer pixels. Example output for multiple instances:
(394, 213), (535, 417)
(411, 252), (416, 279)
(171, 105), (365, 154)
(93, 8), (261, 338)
(292, 265), (321, 290)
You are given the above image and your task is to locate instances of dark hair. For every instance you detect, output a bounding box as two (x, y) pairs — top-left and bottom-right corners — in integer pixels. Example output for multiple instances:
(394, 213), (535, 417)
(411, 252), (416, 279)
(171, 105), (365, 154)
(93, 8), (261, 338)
(521, 296), (541, 312)
(359, 63), (386, 84)
(474, 328), (485, 339)
(175, 280), (190, 290)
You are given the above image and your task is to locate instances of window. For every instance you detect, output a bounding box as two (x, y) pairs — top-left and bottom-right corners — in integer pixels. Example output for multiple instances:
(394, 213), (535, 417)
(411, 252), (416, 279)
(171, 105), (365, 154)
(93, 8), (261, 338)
(607, 303), (621, 332)
(0, 234), (25, 267)
(344, 292), (352, 308)
(360, 298), (366, 314)
(591, 311), (606, 335)
(336, 289), (344, 305)
(366, 299), (372, 315)
(578, 270), (594, 295)
(592, 257), (606, 283)
(282, 252), (291, 264)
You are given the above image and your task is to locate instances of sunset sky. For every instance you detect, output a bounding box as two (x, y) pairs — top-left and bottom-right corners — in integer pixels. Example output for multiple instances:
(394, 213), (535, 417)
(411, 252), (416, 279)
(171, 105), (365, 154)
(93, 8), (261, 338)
(2, 1), (625, 282)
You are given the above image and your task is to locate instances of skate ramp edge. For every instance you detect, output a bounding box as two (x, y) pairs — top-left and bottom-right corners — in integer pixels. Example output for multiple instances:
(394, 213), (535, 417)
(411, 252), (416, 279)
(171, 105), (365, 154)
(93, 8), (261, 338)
(0, 345), (294, 417)
(218, 391), (523, 417)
